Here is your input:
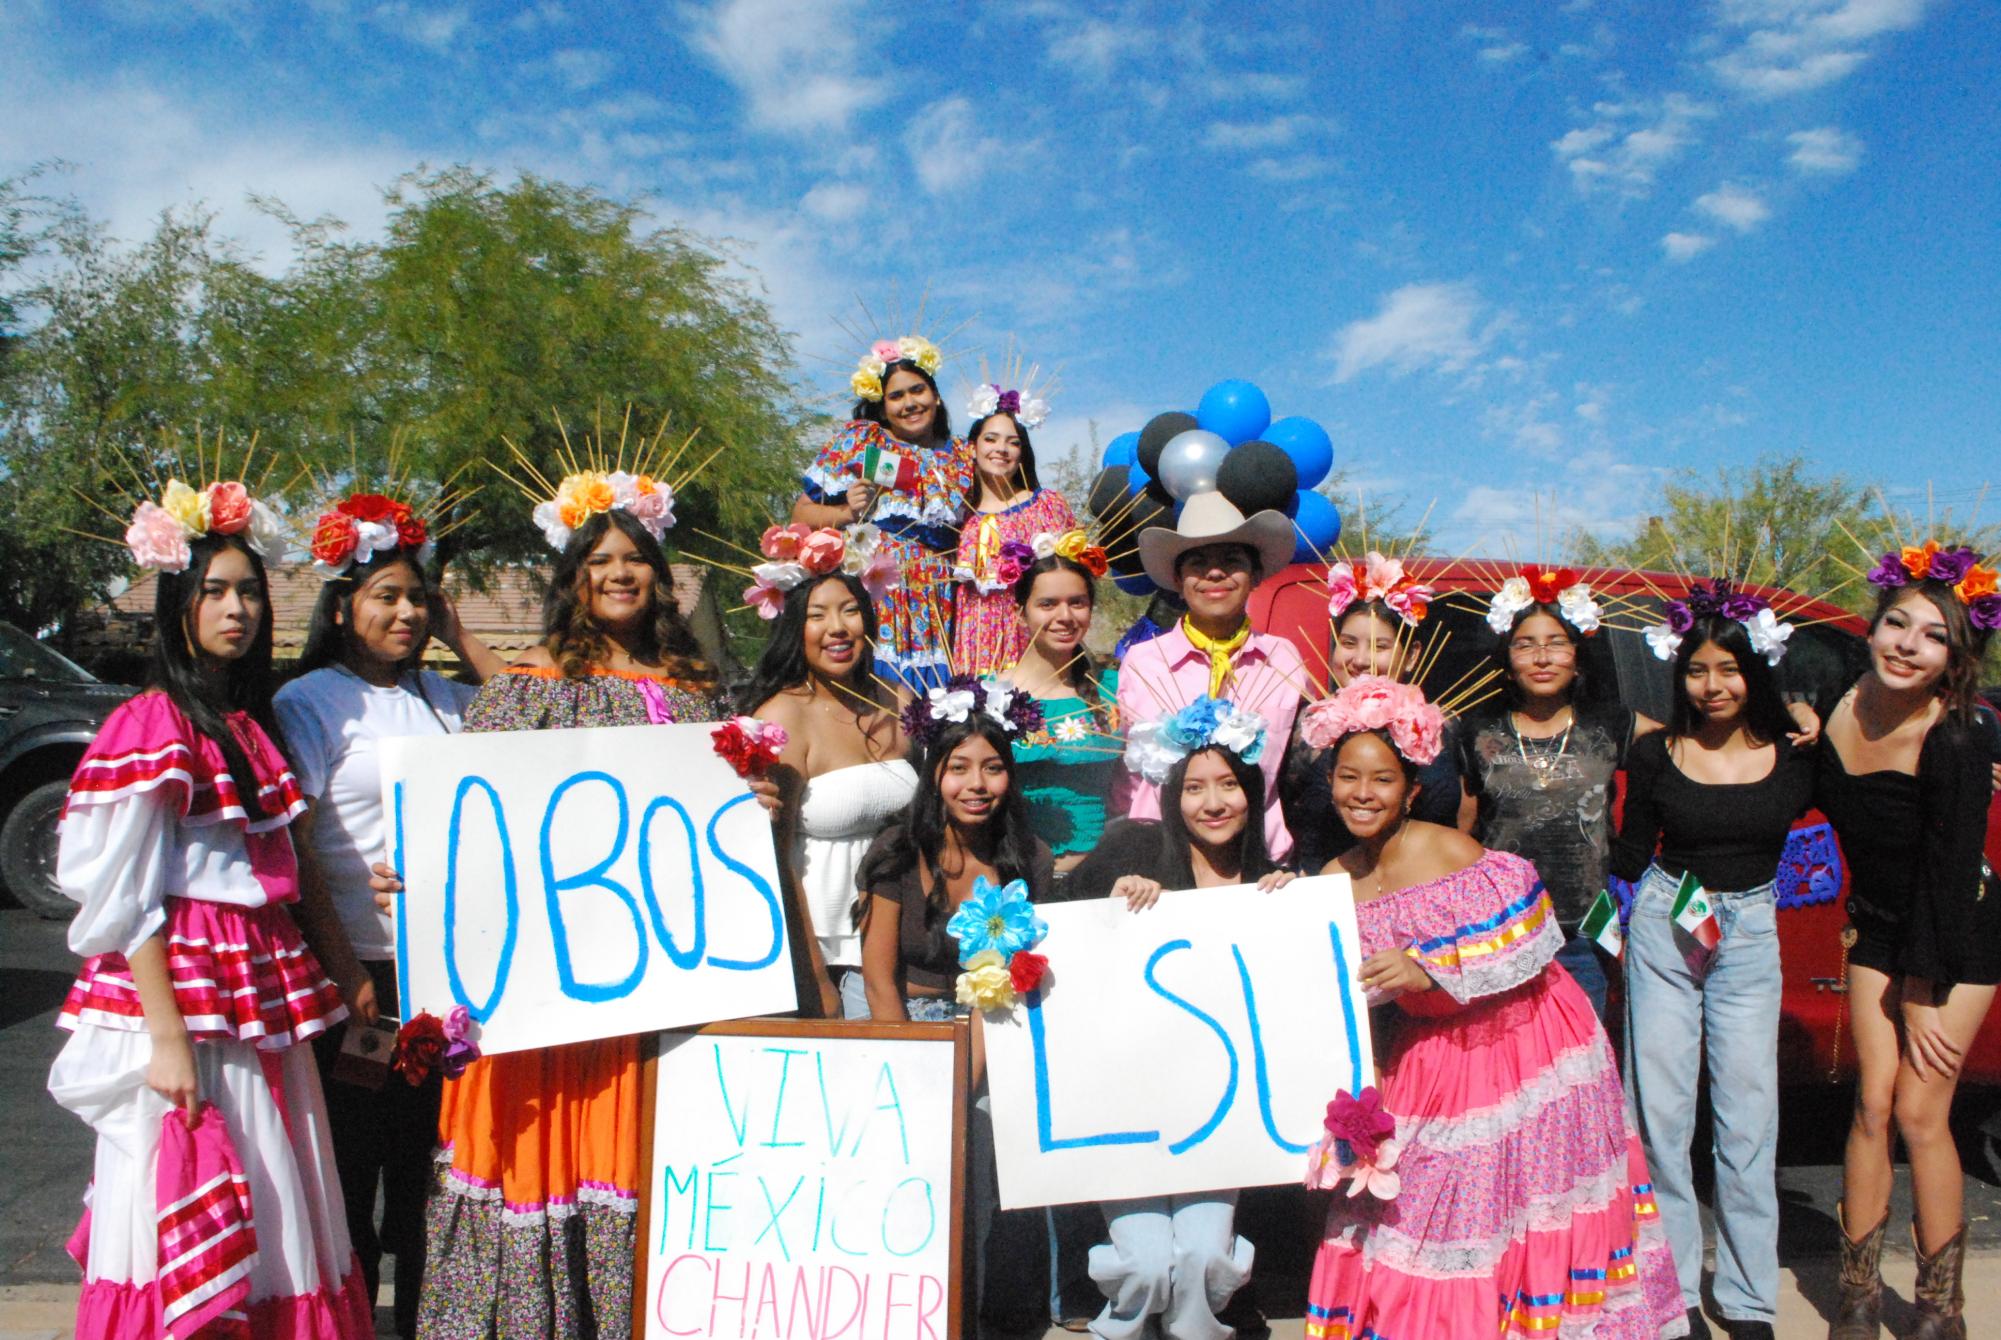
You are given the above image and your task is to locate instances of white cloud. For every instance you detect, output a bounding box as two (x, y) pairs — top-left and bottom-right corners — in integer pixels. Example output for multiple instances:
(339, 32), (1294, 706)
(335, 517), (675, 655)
(1695, 183), (1770, 232)
(903, 97), (1006, 196)
(1709, 0), (1928, 97)
(1787, 125), (1864, 174)
(686, 0), (885, 138)
(548, 47), (614, 91)
(1480, 41), (1529, 63)
(1329, 282), (1490, 383)
(1043, 15), (1155, 80)
(1202, 114), (1322, 151)
(1553, 94), (1713, 199)
(1448, 449), (1659, 551)
(369, 2), (468, 51)
(1458, 23), (1527, 63)
(800, 180), (870, 223)
(1662, 231), (1715, 261)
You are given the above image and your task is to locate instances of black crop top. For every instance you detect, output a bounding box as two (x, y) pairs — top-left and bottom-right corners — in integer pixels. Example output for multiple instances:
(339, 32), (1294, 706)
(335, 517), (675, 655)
(1611, 732), (1815, 893)
(855, 824), (1054, 992)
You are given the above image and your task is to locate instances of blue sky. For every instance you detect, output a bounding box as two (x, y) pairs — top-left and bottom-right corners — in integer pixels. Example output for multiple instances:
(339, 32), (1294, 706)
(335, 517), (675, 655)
(5, 0), (1995, 554)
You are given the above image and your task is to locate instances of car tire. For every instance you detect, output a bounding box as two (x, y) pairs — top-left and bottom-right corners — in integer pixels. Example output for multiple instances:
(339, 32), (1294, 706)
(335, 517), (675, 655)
(1, 779), (76, 920)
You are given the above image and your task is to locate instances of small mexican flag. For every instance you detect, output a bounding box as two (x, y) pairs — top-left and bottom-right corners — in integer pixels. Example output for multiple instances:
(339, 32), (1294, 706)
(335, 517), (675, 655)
(1670, 872), (1722, 951)
(861, 440), (921, 493)
(1581, 888), (1624, 958)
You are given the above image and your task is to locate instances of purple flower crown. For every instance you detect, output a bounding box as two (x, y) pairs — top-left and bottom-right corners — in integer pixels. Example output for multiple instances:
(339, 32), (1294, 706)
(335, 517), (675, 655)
(1664, 578), (1769, 633)
(901, 676), (1046, 750)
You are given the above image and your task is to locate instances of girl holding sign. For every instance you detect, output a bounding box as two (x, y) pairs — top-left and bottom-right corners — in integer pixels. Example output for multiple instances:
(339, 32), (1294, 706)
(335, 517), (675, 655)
(793, 333), (973, 692)
(274, 484), (502, 1339)
(1611, 589), (1814, 1339)
(1302, 677), (1685, 1340)
(415, 474), (727, 1337)
(48, 470), (372, 1337)
(1812, 543), (2001, 1340)
(740, 552), (915, 1020)
(1063, 698), (1292, 1340)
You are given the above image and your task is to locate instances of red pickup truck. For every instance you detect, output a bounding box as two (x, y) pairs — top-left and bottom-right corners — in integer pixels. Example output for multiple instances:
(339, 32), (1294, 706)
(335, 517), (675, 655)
(1250, 559), (2001, 1087)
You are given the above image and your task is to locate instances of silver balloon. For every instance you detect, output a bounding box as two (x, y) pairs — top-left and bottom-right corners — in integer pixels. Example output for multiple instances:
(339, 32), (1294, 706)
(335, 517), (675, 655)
(1155, 429), (1231, 500)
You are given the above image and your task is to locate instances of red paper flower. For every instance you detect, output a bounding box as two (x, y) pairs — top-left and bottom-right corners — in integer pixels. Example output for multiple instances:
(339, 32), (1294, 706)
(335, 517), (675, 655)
(391, 1012), (448, 1086)
(311, 512), (359, 567)
(341, 493), (398, 524)
(389, 499), (428, 549)
(1008, 950), (1048, 994)
(1525, 566), (1581, 604)
(711, 717), (788, 779)
(1323, 1086), (1396, 1163)
(1076, 546), (1110, 578)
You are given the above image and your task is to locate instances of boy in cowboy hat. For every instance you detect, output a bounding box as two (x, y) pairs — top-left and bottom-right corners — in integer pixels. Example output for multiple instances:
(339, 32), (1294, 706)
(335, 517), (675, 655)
(1114, 491), (1307, 860)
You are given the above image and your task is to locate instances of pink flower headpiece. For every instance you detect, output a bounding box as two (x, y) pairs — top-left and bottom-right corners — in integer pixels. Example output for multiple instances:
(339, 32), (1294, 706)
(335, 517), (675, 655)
(1327, 552), (1433, 628)
(743, 522), (901, 619)
(125, 479), (287, 573)
(1299, 675), (1445, 766)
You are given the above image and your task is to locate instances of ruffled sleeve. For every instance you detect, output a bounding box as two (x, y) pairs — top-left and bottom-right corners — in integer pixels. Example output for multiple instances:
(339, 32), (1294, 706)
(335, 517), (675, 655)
(801, 421), (971, 540)
(463, 667), (558, 733)
(59, 696), (193, 958)
(1381, 849), (1563, 1005)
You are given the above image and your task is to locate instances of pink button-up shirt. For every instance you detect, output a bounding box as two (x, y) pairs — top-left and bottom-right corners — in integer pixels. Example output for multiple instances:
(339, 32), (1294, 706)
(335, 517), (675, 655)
(1113, 623), (1307, 861)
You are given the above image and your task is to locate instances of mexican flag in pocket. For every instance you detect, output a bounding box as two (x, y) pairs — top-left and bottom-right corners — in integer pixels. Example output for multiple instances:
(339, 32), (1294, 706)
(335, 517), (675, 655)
(1581, 888), (1624, 959)
(1670, 872), (1721, 951)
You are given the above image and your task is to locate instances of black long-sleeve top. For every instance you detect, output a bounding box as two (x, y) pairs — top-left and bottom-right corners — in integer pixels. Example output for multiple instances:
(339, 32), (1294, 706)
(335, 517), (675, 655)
(1610, 731), (1815, 894)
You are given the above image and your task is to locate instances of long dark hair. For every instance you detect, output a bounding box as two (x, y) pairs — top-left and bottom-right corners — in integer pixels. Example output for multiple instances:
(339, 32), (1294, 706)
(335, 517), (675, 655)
(1493, 601), (1591, 708)
(852, 361), (952, 444)
(294, 547), (431, 680)
(1667, 613), (1793, 743)
(1010, 555), (1107, 724)
(1156, 745), (1275, 888)
(737, 572), (892, 715)
(1871, 579), (1992, 723)
(544, 509), (714, 686)
(966, 411), (1041, 509)
(1334, 601), (1422, 682)
(148, 533), (283, 820)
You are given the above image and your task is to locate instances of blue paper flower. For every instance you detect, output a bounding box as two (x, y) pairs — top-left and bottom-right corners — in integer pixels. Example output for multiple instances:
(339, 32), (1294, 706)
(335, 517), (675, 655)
(1160, 697), (1226, 753)
(946, 876), (1046, 966)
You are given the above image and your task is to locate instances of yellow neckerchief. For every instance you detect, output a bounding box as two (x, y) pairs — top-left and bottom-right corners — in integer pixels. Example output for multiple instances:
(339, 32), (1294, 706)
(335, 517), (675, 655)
(1180, 616), (1252, 698)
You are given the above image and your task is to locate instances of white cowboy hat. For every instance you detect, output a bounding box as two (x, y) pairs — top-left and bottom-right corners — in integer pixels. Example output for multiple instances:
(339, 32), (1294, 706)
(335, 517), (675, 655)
(1138, 491), (1297, 591)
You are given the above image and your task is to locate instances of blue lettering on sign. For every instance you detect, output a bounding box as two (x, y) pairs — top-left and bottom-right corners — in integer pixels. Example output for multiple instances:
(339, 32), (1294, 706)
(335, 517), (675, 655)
(539, 772), (648, 1002)
(1147, 940), (1239, 1154)
(1233, 945), (1309, 1154)
(392, 781), (411, 1020)
(444, 774), (518, 1021)
(705, 793), (784, 971)
(1027, 986), (1160, 1153)
(638, 796), (705, 968)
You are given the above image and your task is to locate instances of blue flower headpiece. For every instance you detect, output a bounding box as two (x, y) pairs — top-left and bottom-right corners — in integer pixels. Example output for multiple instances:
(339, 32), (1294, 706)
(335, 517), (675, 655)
(1122, 696), (1268, 786)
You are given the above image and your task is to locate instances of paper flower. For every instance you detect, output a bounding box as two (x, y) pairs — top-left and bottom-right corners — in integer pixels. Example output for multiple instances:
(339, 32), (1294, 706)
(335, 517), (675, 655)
(205, 481), (252, 535)
(1744, 607), (1793, 665)
(798, 528), (847, 574)
(1299, 676), (1446, 766)
(1556, 582), (1602, 634)
(439, 1006), (481, 1079)
(744, 575), (789, 621)
(1485, 575), (1533, 634)
(1644, 622), (1682, 662)
(1866, 551), (1909, 587)
(126, 502), (193, 572)
(955, 949), (1016, 1011)
(391, 1012), (449, 1086)
(1303, 1087), (1402, 1200)
(712, 717), (790, 778)
(160, 479), (211, 536)
(947, 876), (1046, 964)
(1009, 950), (1048, 994)
(1928, 546), (1979, 587)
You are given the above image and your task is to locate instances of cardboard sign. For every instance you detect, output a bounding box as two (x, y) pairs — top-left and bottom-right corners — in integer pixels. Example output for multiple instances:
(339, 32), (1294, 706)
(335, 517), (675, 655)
(643, 1021), (968, 1340)
(982, 875), (1374, 1209)
(383, 723), (797, 1054)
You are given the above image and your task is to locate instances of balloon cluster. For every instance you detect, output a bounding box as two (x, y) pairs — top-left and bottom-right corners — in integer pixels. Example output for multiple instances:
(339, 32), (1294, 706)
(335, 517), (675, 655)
(1091, 379), (1340, 594)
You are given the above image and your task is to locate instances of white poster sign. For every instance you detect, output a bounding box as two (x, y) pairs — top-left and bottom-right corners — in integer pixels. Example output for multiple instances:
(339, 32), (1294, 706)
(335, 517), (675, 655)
(383, 723), (797, 1054)
(983, 875), (1374, 1209)
(645, 1023), (966, 1340)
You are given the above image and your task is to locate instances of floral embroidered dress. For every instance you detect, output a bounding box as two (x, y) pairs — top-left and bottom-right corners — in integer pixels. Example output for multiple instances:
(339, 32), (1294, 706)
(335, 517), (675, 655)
(801, 420), (972, 691)
(1306, 850), (1686, 1340)
(419, 665), (724, 1339)
(951, 488), (1078, 676)
(47, 691), (372, 1339)
(1012, 672), (1120, 862)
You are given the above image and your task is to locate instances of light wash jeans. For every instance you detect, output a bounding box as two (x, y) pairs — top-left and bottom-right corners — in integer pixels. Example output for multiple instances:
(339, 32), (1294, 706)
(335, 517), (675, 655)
(1088, 1192), (1251, 1340)
(1622, 863), (1781, 1324)
(835, 966), (870, 1020)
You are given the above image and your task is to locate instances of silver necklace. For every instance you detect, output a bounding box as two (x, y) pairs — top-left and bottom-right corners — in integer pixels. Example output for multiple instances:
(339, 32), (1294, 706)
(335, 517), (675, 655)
(1511, 709), (1574, 790)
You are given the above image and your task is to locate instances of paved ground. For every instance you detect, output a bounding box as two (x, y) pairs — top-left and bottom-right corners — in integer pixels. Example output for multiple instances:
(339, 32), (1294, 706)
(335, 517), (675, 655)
(5, 906), (1999, 1336)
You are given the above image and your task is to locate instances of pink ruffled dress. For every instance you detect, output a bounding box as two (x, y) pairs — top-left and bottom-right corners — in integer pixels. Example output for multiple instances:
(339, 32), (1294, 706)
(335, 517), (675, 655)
(46, 692), (370, 1339)
(1305, 850), (1686, 1339)
(950, 488), (1077, 676)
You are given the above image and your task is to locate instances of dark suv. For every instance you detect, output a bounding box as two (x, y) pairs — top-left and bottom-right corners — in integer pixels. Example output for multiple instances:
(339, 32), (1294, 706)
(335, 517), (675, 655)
(0, 622), (134, 918)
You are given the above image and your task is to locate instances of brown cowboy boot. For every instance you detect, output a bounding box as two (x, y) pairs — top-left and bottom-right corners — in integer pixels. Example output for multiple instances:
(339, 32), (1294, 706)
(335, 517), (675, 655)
(1909, 1221), (1968, 1340)
(1827, 1206), (1886, 1339)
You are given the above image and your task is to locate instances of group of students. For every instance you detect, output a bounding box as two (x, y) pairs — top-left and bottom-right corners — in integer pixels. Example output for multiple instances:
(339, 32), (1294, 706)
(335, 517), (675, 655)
(43, 339), (1999, 1340)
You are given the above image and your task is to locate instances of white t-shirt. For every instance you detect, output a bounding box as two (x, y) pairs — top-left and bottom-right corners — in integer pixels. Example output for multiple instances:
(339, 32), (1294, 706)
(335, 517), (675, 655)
(274, 666), (477, 959)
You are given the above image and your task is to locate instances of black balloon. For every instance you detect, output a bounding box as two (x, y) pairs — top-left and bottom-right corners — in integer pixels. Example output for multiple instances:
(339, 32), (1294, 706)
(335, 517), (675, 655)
(1135, 412), (1199, 478)
(1088, 465), (1130, 518)
(1105, 494), (1172, 574)
(1215, 440), (1298, 517)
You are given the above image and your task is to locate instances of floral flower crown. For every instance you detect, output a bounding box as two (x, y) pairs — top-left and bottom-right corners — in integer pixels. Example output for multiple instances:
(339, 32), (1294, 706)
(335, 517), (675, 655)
(967, 382), (1050, 429)
(955, 527), (1110, 594)
(1867, 540), (2001, 631)
(744, 522), (901, 619)
(1328, 551), (1434, 628)
(1123, 696), (1269, 785)
(499, 414), (697, 553)
(948, 876), (1048, 1012)
(901, 676), (1046, 750)
(1643, 578), (1794, 665)
(1300, 675), (1445, 766)
(125, 479), (287, 573)
(851, 335), (943, 402)
(1484, 565), (1602, 637)
(309, 491), (435, 576)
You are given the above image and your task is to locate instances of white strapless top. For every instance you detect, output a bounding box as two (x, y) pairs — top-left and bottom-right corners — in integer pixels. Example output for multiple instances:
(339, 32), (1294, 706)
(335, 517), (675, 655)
(794, 759), (918, 967)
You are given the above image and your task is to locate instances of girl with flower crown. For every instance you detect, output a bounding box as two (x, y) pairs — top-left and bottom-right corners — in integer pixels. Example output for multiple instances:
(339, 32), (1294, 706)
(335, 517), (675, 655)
(1302, 677), (1685, 1340)
(48, 477), (373, 1337)
(739, 530), (915, 1020)
(1612, 589), (1816, 1340)
(1813, 543), (2001, 1340)
(1062, 698), (1293, 1340)
(794, 335), (973, 691)
(951, 386), (1079, 677)
(272, 489), (503, 1338)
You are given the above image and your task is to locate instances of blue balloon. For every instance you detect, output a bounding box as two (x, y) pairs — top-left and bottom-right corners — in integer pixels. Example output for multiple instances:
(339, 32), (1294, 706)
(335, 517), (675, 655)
(1127, 457), (1153, 496)
(1264, 416), (1334, 490)
(1102, 431), (1140, 470)
(1290, 490), (1342, 565)
(1113, 570), (1156, 596)
(1196, 380), (1272, 446)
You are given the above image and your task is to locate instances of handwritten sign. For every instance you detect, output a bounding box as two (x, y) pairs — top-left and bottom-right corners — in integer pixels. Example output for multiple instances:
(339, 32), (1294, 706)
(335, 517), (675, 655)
(982, 875), (1374, 1209)
(383, 724), (797, 1054)
(644, 1021), (967, 1340)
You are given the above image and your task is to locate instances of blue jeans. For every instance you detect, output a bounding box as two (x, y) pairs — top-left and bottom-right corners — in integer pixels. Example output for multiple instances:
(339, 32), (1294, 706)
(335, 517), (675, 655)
(1554, 930), (1610, 1023)
(1622, 865), (1781, 1323)
(835, 967), (870, 1019)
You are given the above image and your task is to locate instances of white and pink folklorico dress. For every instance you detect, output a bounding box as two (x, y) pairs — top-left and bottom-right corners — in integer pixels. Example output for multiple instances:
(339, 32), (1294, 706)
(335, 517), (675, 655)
(1306, 850), (1686, 1340)
(951, 488), (1077, 676)
(46, 691), (371, 1339)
